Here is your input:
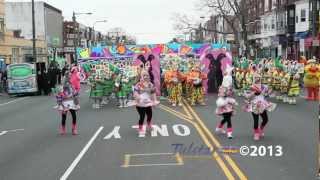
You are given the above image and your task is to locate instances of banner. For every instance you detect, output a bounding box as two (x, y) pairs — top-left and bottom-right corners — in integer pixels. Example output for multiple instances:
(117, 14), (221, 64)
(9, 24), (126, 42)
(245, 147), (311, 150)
(77, 43), (230, 59)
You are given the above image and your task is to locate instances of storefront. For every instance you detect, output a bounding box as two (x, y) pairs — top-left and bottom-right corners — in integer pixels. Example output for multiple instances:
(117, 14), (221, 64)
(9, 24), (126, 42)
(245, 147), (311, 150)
(294, 31), (310, 60)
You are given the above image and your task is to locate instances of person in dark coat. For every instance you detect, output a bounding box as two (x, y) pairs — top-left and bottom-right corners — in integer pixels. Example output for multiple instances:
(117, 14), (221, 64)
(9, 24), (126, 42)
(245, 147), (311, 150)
(48, 63), (58, 93)
(37, 70), (44, 95)
(43, 69), (50, 95)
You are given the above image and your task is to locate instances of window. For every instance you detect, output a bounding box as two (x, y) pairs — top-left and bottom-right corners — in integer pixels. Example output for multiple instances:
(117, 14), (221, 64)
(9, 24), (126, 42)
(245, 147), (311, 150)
(12, 48), (19, 64)
(301, 9), (306, 22)
(0, 17), (5, 39)
(67, 40), (74, 46)
(0, 17), (4, 31)
(289, 10), (294, 18)
(272, 19), (275, 29)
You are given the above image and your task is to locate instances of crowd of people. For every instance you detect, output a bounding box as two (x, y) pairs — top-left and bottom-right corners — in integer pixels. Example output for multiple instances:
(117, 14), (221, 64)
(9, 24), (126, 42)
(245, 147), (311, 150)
(50, 54), (319, 138)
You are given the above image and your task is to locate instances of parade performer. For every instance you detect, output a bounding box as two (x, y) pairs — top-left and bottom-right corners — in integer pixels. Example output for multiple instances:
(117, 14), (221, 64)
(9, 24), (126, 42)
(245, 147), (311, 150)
(215, 65), (238, 139)
(89, 64), (104, 109)
(164, 62), (184, 106)
(304, 59), (320, 101)
(242, 66), (253, 95)
(243, 74), (276, 141)
(279, 69), (290, 103)
(186, 63), (207, 106)
(287, 68), (301, 105)
(133, 71), (159, 135)
(115, 70), (134, 108)
(56, 75), (79, 135)
(70, 66), (81, 109)
(101, 63), (117, 105)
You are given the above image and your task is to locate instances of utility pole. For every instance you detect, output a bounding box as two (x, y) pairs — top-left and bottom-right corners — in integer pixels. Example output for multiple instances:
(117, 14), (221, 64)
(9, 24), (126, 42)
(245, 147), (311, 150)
(31, 0), (36, 63)
(72, 12), (78, 65)
(311, 0), (319, 58)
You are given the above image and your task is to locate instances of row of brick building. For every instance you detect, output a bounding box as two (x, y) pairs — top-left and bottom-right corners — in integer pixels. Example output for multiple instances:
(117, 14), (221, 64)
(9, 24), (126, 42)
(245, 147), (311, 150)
(198, 0), (320, 60)
(0, 1), (108, 65)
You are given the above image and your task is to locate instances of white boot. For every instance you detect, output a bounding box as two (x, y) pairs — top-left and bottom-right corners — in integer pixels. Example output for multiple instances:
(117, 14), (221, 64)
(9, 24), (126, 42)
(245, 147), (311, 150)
(254, 133), (260, 141)
(119, 99), (124, 108)
(215, 127), (226, 134)
(292, 98), (297, 105)
(123, 99), (128, 107)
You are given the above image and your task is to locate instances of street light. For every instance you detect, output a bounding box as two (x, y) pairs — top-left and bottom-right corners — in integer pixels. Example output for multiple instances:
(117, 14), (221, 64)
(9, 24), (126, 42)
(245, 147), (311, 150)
(31, 0), (36, 63)
(92, 20), (107, 46)
(72, 11), (92, 65)
(199, 16), (206, 43)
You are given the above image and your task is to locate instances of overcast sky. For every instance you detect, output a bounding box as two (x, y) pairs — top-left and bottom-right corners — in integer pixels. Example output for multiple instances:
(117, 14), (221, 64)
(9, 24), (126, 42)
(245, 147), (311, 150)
(7, 0), (200, 44)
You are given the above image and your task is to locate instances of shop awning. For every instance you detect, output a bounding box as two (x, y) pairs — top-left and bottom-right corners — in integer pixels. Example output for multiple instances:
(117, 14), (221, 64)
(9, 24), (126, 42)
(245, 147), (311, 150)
(294, 31), (309, 41)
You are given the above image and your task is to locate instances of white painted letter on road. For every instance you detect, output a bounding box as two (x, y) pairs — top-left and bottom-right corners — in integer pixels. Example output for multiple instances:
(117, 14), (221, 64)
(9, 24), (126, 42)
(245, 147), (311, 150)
(104, 126), (121, 139)
(132, 125), (145, 137)
(151, 125), (169, 137)
(173, 124), (190, 137)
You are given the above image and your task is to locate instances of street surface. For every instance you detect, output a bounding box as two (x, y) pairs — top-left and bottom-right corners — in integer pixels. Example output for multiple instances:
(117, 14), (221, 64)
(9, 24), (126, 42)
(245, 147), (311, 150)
(0, 86), (318, 180)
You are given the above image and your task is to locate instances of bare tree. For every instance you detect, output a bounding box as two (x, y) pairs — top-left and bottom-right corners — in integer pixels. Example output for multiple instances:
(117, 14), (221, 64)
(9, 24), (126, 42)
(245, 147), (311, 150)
(172, 12), (234, 36)
(198, 0), (252, 56)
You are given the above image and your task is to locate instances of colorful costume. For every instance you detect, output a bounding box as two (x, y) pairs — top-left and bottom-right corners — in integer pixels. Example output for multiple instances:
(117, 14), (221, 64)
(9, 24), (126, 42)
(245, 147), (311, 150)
(164, 69), (184, 106)
(186, 65), (207, 106)
(304, 59), (320, 101)
(243, 75), (276, 141)
(115, 70), (135, 108)
(215, 65), (237, 139)
(279, 71), (290, 102)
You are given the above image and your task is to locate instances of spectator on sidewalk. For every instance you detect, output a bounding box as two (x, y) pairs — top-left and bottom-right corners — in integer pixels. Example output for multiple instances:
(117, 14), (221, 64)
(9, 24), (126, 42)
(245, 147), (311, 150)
(2, 70), (7, 93)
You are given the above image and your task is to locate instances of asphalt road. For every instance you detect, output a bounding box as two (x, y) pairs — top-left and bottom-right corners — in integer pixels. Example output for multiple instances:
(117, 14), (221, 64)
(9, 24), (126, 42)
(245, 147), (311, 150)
(0, 87), (318, 180)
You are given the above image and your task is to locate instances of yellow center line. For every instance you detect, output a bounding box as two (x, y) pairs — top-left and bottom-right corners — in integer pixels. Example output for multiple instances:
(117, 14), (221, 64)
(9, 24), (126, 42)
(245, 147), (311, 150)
(175, 153), (184, 165)
(160, 100), (235, 179)
(182, 102), (194, 119)
(183, 99), (248, 180)
(122, 154), (131, 168)
(159, 104), (192, 120)
(158, 106), (194, 123)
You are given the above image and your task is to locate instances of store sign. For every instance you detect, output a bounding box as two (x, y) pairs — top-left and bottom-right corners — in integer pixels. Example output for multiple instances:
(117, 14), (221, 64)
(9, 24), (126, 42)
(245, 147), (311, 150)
(64, 47), (75, 52)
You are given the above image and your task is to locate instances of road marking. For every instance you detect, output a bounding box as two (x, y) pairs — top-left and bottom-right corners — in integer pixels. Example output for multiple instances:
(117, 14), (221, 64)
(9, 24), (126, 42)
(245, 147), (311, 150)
(124, 163), (183, 167)
(159, 104), (192, 120)
(161, 103), (237, 179)
(129, 153), (174, 157)
(60, 126), (104, 180)
(122, 154), (131, 168)
(0, 97), (29, 107)
(0, 129), (24, 136)
(175, 153), (184, 165)
(122, 153), (184, 168)
(158, 105), (194, 123)
(104, 126), (121, 139)
(182, 103), (194, 119)
(183, 99), (247, 180)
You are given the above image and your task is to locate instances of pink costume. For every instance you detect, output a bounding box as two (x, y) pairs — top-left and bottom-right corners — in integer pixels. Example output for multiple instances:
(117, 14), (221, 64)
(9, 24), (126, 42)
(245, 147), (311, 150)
(70, 67), (81, 93)
(243, 84), (276, 114)
(215, 87), (237, 115)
